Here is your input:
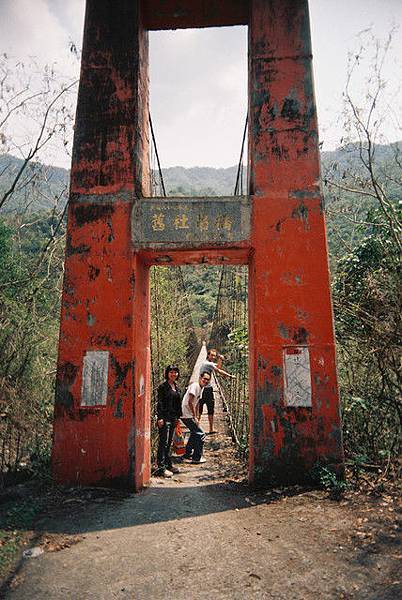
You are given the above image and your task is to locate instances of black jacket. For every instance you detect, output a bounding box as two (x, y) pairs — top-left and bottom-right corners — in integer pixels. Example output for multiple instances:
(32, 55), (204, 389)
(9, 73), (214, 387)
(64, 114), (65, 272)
(157, 381), (181, 421)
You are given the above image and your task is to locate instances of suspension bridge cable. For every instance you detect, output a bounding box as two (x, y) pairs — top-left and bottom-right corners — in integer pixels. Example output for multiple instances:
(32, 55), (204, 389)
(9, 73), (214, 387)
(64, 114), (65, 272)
(234, 114), (248, 196)
(149, 112), (167, 197)
(148, 111), (200, 388)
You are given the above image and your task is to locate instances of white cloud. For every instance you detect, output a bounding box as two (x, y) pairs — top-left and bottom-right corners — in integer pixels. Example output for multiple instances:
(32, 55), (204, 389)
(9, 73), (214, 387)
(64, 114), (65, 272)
(1, 0), (81, 77)
(0, 0), (400, 168)
(309, 0), (401, 148)
(149, 26), (248, 167)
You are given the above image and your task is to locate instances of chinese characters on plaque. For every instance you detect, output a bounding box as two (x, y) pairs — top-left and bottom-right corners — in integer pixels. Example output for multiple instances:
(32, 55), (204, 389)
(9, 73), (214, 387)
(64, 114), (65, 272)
(150, 212), (233, 233)
(132, 197), (250, 246)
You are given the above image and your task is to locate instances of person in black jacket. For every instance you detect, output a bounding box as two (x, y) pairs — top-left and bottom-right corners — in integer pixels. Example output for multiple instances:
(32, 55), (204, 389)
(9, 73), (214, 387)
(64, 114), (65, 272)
(156, 364), (182, 477)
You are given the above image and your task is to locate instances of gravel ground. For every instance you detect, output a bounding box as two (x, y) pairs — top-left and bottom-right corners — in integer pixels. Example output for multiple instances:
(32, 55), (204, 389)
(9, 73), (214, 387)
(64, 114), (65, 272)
(2, 422), (401, 600)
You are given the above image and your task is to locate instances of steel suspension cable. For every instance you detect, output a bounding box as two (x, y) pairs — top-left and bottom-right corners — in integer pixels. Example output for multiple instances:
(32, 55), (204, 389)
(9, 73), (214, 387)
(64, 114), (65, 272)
(149, 112), (167, 197)
(148, 111), (200, 378)
(234, 114), (248, 196)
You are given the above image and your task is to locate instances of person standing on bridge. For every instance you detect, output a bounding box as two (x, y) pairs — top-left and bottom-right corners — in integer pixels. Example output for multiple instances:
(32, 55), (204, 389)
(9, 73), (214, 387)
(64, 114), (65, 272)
(180, 371), (211, 464)
(156, 365), (182, 477)
(198, 348), (235, 435)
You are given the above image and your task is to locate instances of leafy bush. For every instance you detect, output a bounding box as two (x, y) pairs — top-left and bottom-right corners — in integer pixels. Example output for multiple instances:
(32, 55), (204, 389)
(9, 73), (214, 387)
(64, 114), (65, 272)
(333, 206), (401, 463)
(312, 464), (348, 500)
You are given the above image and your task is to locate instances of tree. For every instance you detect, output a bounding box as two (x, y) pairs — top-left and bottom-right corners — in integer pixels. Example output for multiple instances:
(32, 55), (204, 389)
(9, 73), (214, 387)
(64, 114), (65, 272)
(0, 54), (77, 213)
(0, 54), (77, 483)
(324, 29), (401, 463)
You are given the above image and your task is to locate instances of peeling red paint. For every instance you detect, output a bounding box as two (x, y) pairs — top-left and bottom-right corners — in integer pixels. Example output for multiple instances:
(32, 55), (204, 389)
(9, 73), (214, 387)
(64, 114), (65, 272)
(247, 0), (343, 485)
(52, 0), (343, 492)
(110, 72), (134, 103)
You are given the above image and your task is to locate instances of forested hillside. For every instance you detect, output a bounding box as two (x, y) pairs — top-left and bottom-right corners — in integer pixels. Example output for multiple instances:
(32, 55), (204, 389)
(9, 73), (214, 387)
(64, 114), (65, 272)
(2, 141), (399, 332)
(1, 141), (400, 353)
(1, 140), (400, 210)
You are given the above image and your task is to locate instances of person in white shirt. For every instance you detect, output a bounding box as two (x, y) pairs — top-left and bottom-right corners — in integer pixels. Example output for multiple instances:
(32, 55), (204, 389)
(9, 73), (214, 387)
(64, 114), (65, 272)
(180, 371), (211, 464)
(198, 348), (234, 434)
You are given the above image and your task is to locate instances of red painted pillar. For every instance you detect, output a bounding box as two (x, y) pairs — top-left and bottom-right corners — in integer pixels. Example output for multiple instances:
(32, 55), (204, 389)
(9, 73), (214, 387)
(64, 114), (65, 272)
(248, 0), (344, 484)
(52, 0), (151, 490)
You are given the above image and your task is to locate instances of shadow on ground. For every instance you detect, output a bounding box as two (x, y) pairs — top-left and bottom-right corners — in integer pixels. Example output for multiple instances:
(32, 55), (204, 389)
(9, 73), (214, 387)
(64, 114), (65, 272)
(33, 479), (315, 536)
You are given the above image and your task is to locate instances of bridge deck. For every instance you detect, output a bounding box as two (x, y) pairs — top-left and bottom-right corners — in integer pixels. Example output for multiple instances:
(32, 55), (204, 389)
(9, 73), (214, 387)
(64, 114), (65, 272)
(186, 342), (226, 436)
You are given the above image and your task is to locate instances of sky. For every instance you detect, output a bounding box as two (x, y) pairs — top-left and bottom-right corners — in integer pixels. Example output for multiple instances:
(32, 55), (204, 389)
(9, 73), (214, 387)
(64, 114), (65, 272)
(0, 0), (401, 169)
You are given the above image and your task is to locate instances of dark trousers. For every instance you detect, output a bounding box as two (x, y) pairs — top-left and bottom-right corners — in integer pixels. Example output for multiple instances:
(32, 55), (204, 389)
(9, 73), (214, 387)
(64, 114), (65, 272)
(199, 386), (215, 415)
(181, 418), (205, 462)
(157, 421), (175, 470)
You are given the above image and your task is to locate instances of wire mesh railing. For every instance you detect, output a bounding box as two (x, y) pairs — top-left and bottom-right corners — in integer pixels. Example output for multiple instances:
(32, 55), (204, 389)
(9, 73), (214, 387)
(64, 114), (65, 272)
(209, 265), (249, 458)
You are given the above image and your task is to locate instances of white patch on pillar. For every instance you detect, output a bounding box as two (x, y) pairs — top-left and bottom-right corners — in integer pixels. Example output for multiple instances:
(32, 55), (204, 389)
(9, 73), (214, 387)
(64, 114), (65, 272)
(80, 350), (109, 406)
(283, 347), (312, 407)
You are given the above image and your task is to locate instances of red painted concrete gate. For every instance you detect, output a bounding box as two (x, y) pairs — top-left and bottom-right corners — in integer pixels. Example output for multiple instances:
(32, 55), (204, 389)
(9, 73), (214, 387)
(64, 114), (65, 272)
(52, 0), (344, 490)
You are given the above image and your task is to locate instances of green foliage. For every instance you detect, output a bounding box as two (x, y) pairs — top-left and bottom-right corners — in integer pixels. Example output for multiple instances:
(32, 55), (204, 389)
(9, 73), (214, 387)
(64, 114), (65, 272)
(311, 464), (348, 500)
(150, 266), (199, 384)
(228, 326), (248, 357)
(0, 221), (23, 294)
(209, 267), (249, 458)
(180, 265), (221, 332)
(150, 266), (200, 457)
(348, 454), (371, 478)
(2, 499), (45, 530)
(0, 213), (64, 483)
(325, 31), (401, 465)
(0, 529), (22, 582)
(26, 441), (52, 482)
(333, 203), (401, 462)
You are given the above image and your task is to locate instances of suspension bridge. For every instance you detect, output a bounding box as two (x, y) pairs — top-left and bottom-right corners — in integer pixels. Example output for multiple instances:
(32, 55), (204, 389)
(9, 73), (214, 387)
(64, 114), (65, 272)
(149, 111), (249, 468)
(44, 0), (344, 491)
(1, 1), (388, 595)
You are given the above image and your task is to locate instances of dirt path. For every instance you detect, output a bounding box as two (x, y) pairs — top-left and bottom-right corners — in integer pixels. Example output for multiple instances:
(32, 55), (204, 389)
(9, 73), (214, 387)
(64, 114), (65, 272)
(3, 392), (401, 599)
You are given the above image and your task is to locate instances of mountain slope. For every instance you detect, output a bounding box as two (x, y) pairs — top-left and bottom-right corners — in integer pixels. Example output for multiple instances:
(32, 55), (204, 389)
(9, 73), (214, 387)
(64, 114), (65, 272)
(1, 141), (400, 212)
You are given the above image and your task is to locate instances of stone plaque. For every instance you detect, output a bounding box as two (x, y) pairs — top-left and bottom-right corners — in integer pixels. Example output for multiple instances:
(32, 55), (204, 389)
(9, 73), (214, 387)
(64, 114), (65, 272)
(132, 196), (251, 247)
(81, 350), (109, 407)
(283, 347), (312, 407)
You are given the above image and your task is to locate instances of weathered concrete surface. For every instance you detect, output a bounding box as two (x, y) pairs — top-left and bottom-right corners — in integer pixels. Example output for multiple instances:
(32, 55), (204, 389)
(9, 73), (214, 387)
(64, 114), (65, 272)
(247, 0), (343, 486)
(52, 0), (151, 491)
(5, 405), (400, 599)
(53, 0), (343, 492)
